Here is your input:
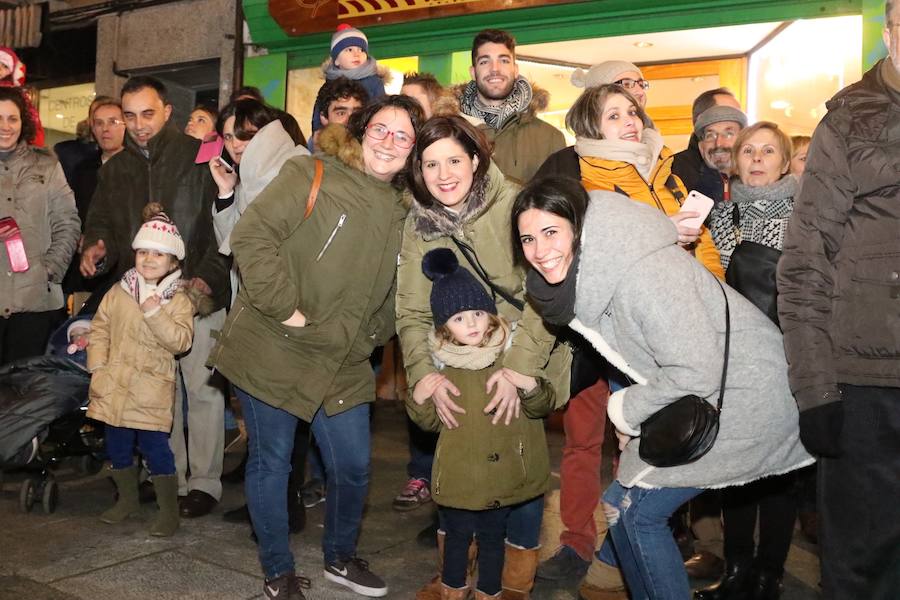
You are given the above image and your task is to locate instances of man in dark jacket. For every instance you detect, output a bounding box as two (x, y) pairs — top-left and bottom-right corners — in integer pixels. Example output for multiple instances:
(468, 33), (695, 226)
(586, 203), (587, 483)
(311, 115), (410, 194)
(671, 87), (742, 195)
(81, 76), (229, 519)
(777, 4), (900, 597)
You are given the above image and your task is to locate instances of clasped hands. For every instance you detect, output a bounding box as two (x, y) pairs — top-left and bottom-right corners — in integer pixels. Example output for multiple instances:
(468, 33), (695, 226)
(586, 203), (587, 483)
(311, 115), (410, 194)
(412, 368), (537, 429)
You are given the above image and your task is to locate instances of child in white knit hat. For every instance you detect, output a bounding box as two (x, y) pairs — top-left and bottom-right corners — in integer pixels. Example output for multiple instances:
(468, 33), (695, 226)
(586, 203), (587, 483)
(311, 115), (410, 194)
(311, 24), (386, 134)
(86, 202), (195, 537)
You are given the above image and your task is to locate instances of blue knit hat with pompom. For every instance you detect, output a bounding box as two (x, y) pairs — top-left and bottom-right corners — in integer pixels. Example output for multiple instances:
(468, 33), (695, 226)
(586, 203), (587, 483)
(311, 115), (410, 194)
(423, 248), (496, 326)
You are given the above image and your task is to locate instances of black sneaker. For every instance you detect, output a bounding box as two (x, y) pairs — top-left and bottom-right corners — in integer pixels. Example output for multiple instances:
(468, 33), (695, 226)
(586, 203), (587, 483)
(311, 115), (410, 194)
(536, 545), (591, 581)
(263, 572), (310, 599)
(323, 557), (388, 597)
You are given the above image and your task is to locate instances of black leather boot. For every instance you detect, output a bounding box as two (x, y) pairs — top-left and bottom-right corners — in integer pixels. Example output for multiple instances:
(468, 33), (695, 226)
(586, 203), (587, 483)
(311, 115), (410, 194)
(748, 568), (783, 600)
(694, 558), (753, 600)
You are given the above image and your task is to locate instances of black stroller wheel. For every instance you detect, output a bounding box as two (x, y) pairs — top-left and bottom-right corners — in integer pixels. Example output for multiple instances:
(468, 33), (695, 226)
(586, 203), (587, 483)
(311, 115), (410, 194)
(77, 454), (103, 475)
(19, 478), (36, 512)
(42, 479), (59, 514)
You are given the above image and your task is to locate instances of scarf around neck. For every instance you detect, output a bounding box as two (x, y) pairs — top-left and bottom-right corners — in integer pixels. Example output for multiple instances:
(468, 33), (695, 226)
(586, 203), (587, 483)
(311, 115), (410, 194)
(429, 324), (508, 370)
(324, 57), (378, 82)
(575, 128), (664, 181)
(459, 77), (533, 130)
(525, 252), (580, 327)
(730, 174), (798, 206)
(120, 268), (183, 306)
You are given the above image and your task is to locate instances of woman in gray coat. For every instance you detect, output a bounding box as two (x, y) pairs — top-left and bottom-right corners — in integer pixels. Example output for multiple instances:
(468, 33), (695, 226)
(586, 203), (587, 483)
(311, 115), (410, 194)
(0, 87), (79, 363)
(511, 176), (812, 600)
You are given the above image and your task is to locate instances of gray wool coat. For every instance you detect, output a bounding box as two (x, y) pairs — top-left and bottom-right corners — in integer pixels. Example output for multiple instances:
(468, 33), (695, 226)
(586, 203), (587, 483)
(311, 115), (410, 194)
(569, 192), (813, 489)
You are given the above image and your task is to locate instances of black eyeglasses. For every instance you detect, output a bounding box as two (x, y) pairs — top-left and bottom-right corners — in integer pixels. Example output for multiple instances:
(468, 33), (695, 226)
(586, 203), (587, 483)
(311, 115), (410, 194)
(615, 78), (650, 91)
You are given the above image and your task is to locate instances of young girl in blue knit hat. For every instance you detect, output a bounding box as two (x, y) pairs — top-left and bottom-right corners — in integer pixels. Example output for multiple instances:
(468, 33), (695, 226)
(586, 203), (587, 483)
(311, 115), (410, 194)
(311, 24), (386, 134)
(407, 247), (554, 600)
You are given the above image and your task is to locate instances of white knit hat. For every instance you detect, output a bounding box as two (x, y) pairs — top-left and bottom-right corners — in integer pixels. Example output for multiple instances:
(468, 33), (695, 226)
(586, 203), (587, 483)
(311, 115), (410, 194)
(571, 60), (642, 89)
(132, 202), (185, 260)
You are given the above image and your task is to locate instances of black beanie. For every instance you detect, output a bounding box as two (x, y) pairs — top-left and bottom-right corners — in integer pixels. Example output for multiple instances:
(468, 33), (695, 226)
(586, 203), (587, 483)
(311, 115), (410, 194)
(423, 248), (496, 327)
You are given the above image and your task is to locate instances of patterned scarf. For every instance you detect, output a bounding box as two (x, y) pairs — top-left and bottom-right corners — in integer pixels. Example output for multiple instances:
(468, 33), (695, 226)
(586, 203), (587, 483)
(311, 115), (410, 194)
(429, 323), (509, 371)
(458, 77), (533, 130)
(710, 175), (797, 270)
(120, 268), (183, 306)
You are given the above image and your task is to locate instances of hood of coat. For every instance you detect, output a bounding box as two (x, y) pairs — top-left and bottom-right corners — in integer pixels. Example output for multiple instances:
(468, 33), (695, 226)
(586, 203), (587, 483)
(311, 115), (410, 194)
(407, 161), (508, 241)
(240, 119), (309, 204)
(575, 190), (677, 320)
(316, 122), (365, 172)
(452, 79), (551, 124)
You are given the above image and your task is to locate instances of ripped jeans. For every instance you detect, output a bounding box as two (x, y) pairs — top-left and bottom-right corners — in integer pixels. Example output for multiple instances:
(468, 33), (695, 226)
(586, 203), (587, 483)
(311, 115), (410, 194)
(598, 481), (702, 600)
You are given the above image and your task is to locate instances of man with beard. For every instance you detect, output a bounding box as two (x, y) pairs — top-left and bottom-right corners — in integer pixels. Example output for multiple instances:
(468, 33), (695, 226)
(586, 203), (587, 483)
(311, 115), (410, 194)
(777, 2), (900, 597)
(692, 104), (748, 208)
(457, 29), (565, 184)
(672, 88), (743, 195)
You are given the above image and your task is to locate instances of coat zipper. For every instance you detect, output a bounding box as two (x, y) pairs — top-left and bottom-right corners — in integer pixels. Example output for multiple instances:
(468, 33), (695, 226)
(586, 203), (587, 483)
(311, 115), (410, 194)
(316, 213), (347, 262)
(518, 440), (527, 479)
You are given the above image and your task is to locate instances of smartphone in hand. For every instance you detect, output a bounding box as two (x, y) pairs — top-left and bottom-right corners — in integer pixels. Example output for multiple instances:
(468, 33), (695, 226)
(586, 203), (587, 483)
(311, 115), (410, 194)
(216, 151), (234, 173)
(679, 190), (715, 229)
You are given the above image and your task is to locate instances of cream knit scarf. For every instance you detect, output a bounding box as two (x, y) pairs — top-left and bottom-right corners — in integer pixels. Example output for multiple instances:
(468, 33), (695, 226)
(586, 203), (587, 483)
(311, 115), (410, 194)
(429, 324), (508, 370)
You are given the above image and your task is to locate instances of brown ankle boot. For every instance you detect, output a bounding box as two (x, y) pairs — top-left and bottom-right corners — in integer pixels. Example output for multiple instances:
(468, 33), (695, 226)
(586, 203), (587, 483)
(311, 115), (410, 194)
(474, 591), (501, 600)
(441, 583), (469, 600)
(417, 530), (446, 600)
(500, 543), (539, 600)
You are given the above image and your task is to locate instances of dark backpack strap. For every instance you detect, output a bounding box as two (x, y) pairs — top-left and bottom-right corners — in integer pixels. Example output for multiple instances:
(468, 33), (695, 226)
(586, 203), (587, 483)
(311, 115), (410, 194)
(713, 278), (730, 412)
(451, 236), (525, 312)
(613, 184), (630, 198)
(666, 174), (685, 206)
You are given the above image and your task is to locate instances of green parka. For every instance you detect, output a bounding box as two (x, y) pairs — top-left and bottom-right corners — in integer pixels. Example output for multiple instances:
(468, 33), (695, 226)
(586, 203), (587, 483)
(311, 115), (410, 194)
(208, 126), (407, 420)
(407, 364), (553, 510)
(396, 162), (563, 393)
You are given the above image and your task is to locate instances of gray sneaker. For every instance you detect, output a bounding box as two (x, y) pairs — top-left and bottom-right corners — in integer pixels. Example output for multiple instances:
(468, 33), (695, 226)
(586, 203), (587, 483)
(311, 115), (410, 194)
(300, 478), (325, 508)
(263, 572), (310, 599)
(323, 557), (387, 597)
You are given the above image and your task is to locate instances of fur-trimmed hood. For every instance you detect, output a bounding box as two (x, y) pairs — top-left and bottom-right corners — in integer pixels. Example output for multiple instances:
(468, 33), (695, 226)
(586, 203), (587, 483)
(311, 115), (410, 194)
(316, 123), (365, 172)
(407, 161), (509, 241)
(184, 285), (217, 317)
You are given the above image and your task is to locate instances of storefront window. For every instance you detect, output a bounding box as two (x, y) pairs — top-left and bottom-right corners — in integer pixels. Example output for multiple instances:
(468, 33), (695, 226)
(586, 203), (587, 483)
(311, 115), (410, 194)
(38, 83), (96, 146)
(748, 15), (861, 135)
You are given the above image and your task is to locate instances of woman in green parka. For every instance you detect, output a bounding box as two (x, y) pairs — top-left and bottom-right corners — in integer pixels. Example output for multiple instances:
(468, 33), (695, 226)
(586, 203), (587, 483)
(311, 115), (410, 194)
(208, 95), (424, 599)
(397, 115), (565, 600)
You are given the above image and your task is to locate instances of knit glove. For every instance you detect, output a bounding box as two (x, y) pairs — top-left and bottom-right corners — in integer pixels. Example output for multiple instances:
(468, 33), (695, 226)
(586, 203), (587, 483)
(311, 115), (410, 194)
(798, 401), (843, 458)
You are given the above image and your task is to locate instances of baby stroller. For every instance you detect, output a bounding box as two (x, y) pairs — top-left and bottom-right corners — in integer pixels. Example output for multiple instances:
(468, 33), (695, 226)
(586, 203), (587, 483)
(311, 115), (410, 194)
(0, 306), (104, 514)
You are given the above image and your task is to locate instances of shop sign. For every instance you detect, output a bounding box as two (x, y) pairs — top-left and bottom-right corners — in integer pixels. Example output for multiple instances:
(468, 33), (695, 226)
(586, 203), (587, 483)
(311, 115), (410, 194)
(270, 0), (587, 36)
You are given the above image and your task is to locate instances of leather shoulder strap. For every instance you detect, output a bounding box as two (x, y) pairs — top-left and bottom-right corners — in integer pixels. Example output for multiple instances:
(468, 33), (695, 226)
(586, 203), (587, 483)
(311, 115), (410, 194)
(304, 159), (324, 220)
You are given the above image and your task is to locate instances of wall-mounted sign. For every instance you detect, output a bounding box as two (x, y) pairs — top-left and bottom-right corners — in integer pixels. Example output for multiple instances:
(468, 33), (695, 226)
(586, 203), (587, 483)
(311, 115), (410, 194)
(269, 0), (586, 37)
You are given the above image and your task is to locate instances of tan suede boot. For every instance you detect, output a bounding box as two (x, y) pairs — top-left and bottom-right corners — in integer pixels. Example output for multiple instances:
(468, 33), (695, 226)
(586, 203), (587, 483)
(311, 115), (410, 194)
(417, 530), (446, 600)
(578, 557), (628, 600)
(100, 465), (140, 524)
(474, 591), (501, 600)
(441, 583), (469, 600)
(500, 543), (539, 600)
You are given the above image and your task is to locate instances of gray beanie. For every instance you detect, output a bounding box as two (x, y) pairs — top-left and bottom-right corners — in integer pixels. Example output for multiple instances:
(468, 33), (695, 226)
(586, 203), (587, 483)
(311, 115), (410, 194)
(571, 60), (642, 88)
(693, 105), (748, 139)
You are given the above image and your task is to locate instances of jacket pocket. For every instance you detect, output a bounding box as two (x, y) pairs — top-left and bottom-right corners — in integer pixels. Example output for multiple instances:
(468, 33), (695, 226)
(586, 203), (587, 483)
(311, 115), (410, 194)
(316, 213), (347, 262)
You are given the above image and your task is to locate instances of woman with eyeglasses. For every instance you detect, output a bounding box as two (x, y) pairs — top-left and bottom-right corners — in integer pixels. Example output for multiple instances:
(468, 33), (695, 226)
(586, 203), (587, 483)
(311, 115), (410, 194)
(397, 115), (566, 599)
(209, 95), (424, 599)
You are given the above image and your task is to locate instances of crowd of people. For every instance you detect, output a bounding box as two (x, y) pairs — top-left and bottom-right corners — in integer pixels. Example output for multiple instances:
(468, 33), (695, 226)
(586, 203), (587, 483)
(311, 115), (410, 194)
(0, 4), (898, 599)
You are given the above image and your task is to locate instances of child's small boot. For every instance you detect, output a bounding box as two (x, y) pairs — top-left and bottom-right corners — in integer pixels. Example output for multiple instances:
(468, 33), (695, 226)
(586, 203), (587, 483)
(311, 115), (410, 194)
(475, 591), (502, 600)
(500, 543), (540, 600)
(440, 583), (469, 600)
(417, 530), (446, 600)
(149, 474), (180, 537)
(100, 465), (140, 523)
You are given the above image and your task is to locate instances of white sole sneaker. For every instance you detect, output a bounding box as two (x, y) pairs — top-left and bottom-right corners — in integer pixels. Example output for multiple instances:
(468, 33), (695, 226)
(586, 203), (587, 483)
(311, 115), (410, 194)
(323, 568), (388, 597)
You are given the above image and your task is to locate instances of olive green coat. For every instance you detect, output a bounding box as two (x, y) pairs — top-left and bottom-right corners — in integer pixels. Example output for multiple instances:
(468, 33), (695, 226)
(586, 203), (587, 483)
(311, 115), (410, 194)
(396, 162), (563, 393)
(208, 126), (407, 420)
(407, 365), (553, 510)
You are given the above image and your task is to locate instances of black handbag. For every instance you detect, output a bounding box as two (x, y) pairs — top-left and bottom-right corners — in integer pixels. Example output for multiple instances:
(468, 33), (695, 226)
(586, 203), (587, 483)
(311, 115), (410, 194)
(725, 240), (781, 326)
(638, 279), (730, 468)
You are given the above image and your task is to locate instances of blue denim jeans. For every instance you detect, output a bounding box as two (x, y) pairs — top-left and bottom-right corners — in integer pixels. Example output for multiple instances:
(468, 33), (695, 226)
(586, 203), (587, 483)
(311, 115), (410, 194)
(598, 481), (701, 600)
(238, 386), (373, 577)
(105, 425), (174, 475)
(406, 415), (437, 480)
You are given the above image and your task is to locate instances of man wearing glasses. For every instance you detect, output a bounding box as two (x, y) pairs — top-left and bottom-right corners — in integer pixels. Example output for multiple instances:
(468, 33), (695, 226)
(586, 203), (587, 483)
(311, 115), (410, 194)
(693, 105), (748, 208)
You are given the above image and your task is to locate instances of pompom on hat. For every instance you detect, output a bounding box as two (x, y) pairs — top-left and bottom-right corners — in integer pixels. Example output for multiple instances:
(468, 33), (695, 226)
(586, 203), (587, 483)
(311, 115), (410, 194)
(331, 24), (369, 62)
(132, 202), (185, 260)
(423, 248), (496, 327)
(571, 60), (642, 89)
